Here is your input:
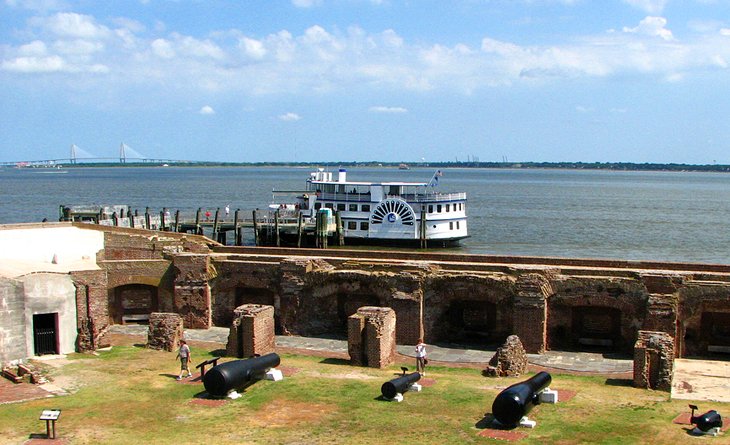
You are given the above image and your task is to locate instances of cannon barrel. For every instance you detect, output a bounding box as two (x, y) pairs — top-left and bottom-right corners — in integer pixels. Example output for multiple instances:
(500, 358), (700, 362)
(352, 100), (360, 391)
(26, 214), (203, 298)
(203, 353), (281, 397)
(381, 372), (422, 399)
(692, 410), (723, 432)
(491, 371), (552, 427)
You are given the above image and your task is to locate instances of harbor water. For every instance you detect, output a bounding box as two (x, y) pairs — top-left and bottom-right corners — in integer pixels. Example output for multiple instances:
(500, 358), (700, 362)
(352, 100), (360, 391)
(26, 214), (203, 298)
(2, 166), (729, 264)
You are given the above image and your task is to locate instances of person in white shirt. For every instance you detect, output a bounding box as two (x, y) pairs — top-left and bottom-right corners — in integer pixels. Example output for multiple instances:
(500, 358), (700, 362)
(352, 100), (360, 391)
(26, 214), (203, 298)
(415, 338), (427, 376)
(176, 340), (193, 380)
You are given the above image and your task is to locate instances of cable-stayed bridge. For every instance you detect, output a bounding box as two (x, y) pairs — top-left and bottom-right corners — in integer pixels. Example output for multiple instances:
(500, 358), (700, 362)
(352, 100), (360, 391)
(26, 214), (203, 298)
(0, 143), (190, 167)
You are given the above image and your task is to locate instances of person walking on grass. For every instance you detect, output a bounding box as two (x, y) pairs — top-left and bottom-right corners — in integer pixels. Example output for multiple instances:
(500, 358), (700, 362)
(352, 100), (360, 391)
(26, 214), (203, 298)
(176, 340), (193, 380)
(415, 338), (427, 376)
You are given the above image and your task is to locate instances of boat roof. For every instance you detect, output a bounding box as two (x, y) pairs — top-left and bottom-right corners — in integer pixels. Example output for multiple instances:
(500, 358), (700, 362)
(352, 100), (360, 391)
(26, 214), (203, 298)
(309, 180), (430, 187)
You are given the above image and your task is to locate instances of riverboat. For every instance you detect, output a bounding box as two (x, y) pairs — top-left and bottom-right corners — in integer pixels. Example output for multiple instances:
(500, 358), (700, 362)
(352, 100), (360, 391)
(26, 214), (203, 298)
(271, 168), (468, 246)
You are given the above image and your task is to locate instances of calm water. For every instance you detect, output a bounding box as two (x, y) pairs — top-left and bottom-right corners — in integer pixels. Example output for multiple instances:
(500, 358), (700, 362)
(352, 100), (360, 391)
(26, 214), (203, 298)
(2, 166), (729, 264)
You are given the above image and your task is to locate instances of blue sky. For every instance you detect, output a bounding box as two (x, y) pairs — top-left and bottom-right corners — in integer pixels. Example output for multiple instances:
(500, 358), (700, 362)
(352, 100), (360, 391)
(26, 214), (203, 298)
(2, 0), (730, 163)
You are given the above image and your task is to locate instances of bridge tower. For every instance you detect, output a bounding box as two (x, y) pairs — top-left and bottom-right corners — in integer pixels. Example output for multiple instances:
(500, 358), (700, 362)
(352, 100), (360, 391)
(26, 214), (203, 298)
(70, 144), (77, 164)
(119, 142), (126, 164)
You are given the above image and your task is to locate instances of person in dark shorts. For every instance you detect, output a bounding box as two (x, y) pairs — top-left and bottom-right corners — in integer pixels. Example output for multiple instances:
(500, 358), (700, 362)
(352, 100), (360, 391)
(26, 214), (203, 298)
(176, 340), (193, 380)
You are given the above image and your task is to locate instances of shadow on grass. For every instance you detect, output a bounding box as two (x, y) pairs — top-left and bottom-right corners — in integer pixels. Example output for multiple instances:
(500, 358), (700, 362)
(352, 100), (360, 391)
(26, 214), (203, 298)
(28, 432), (50, 439)
(159, 373), (180, 380)
(319, 358), (350, 366)
(475, 413), (508, 430)
(604, 378), (633, 387)
(133, 343), (146, 348)
(208, 349), (226, 357)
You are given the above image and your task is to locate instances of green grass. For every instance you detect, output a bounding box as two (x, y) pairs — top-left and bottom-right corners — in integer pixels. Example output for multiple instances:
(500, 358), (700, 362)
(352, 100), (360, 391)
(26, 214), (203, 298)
(0, 344), (727, 445)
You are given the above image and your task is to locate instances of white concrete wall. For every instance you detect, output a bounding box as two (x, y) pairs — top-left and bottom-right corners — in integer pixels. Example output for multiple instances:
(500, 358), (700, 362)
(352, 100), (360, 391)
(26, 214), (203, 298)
(22, 273), (78, 356)
(0, 279), (26, 364)
(0, 225), (103, 269)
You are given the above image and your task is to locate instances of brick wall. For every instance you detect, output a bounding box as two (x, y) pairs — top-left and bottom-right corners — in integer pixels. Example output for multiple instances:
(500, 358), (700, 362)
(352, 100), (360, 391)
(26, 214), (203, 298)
(226, 304), (276, 358)
(633, 330), (674, 391)
(347, 306), (396, 369)
(147, 312), (184, 352)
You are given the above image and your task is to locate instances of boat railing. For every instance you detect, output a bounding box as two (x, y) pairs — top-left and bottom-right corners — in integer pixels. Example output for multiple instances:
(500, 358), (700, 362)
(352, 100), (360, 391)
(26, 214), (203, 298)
(388, 192), (467, 202)
(314, 192), (466, 203)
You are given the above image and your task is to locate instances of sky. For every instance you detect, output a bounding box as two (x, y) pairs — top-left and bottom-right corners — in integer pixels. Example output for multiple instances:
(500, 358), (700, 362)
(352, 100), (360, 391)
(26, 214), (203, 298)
(2, 0), (730, 164)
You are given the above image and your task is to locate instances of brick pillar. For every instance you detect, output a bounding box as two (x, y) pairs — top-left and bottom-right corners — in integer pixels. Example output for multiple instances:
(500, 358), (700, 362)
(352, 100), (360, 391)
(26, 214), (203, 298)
(633, 330), (675, 391)
(226, 304), (276, 358)
(173, 254), (213, 329)
(513, 274), (551, 353)
(147, 312), (184, 352)
(71, 270), (109, 352)
(347, 306), (396, 369)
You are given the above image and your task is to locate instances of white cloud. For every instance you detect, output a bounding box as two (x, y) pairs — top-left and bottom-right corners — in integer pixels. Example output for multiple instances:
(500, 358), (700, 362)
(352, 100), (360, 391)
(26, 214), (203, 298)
(31, 12), (111, 40)
(622, 0), (668, 14)
(278, 112), (301, 121)
(369, 106), (408, 113)
(1, 55), (67, 72)
(622, 16), (674, 41)
(239, 37), (267, 59)
(199, 105), (215, 115)
(151, 38), (175, 58)
(4, 0), (66, 12)
(291, 0), (322, 7)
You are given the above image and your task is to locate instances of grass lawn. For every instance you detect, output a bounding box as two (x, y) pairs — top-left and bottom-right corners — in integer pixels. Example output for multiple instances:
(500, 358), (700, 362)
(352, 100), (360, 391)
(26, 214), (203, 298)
(0, 339), (727, 445)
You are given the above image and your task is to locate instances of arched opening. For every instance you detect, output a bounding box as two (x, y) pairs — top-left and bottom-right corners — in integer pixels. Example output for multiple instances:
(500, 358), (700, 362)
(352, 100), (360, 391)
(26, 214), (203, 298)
(445, 300), (497, 346)
(233, 287), (279, 332)
(111, 284), (159, 324)
(700, 311), (730, 355)
(337, 293), (380, 333)
(571, 306), (622, 351)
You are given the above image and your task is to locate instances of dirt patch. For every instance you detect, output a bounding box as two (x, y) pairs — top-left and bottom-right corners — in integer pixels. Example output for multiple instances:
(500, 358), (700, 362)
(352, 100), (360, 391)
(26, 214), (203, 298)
(278, 366), (300, 377)
(477, 428), (529, 441)
(247, 399), (337, 427)
(419, 377), (436, 387)
(189, 398), (227, 407)
(0, 379), (53, 405)
(305, 370), (380, 381)
(556, 389), (577, 402)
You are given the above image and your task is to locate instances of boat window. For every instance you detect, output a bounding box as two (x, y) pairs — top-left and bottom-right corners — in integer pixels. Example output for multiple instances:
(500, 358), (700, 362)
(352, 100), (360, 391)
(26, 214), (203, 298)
(459, 203), (463, 211)
(314, 203), (322, 210)
(437, 204), (442, 213)
(446, 204), (450, 212)
(347, 221), (357, 230)
(360, 221), (369, 230)
(362, 204), (370, 212)
(456, 221), (460, 230)
(449, 221), (454, 230)
(349, 204), (358, 211)
(428, 205), (433, 213)
(388, 185), (401, 196)
(337, 204), (346, 211)
(325, 203), (333, 209)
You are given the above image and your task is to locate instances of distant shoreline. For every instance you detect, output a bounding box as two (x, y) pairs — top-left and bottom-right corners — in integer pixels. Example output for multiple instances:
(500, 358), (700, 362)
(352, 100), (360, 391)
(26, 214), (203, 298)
(3, 161), (730, 173)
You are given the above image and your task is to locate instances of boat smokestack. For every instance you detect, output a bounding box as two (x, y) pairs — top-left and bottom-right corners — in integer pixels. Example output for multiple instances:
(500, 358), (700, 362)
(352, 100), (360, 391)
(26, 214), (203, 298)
(338, 168), (347, 183)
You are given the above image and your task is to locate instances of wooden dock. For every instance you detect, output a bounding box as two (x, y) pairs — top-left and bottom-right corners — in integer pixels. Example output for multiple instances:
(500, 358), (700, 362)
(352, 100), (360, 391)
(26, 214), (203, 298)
(60, 205), (342, 248)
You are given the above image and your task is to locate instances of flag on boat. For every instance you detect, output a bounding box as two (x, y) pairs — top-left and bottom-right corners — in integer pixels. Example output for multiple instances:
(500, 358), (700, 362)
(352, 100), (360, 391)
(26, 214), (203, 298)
(428, 169), (443, 187)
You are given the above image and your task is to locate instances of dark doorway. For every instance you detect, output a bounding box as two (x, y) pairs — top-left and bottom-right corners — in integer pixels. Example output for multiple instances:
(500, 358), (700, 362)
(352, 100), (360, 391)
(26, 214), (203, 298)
(701, 312), (730, 354)
(33, 313), (58, 355)
(571, 306), (621, 350)
(446, 300), (497, 346)
(112, 284), (159, 324)
(337, 293), (380, 331)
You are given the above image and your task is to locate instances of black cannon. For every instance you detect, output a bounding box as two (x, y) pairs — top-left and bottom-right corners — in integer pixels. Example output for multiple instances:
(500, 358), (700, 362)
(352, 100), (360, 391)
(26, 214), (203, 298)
(689, 404), (723, 433)
(381, 372), (422, 400)
(203, 353), (281, 397)
(491, 371), (552, 427)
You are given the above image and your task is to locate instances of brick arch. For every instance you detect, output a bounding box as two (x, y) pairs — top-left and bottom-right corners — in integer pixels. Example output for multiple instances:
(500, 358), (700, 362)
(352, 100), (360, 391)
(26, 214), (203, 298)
(677, 287), (730, 356)
(424, 275), (514, 346)
(109, 283), (159, 325)
(547, 292), (647, 353)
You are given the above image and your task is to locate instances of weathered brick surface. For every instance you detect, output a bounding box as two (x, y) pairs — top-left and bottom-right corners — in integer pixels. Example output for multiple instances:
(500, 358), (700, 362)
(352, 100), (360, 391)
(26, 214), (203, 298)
(633, 330), (674, 391)
(513, 274), (552, 353)
(226, 304), (275, 358)
(173, 254), (214, 329)
(347, 306), (396, 368)
(71, 270), (109, 351)
(485, 335), (528, 377)
(147, 313), (184, 351)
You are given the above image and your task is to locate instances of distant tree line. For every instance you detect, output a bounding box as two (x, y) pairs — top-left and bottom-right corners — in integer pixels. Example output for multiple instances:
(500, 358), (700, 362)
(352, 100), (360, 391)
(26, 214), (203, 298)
(24, 160), (730, 172)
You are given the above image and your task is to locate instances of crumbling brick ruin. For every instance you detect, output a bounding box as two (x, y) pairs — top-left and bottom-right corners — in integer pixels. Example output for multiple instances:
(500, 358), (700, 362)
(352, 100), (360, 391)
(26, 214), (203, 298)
(226, 304), (276, 358)
(146, 312), (184, 352)
(484, 335), (528, 377)
(348, 306), (396, 368)
(5, 223), (730, 369)
(633, 330), (675, 391)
